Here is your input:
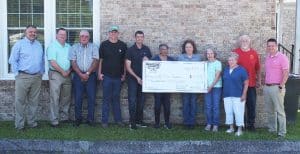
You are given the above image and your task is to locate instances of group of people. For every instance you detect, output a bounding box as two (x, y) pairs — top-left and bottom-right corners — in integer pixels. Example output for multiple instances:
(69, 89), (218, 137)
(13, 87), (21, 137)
(9, 25), (289, 138)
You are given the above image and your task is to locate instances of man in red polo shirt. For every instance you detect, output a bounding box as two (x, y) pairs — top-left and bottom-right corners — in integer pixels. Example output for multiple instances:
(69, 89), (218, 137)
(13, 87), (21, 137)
(264, 38), (289, 138)
(234, 35), (261, 131)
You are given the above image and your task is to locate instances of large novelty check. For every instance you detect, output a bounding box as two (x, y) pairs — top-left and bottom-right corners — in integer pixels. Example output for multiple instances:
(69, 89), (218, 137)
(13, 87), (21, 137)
(142, 61), (207, 93)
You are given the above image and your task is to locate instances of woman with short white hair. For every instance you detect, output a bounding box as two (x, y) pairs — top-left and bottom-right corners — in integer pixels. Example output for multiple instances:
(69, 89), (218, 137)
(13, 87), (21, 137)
(222, 52), (249, 136)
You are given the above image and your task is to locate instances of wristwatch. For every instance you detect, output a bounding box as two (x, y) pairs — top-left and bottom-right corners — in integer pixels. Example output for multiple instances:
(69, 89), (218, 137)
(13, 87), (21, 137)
(279, 86), (282, 89)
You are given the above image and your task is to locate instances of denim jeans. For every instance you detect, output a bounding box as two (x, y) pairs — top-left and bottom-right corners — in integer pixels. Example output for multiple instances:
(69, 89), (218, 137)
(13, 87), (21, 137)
(154, 93), (170, 125)
(245, 87), (257, 127)
(204, 87), (222, 126)
(73, 72), (96, 122)
(101, 75), (122, 124)
(182, 93), (197, 126)
(127, 77), (145, 125)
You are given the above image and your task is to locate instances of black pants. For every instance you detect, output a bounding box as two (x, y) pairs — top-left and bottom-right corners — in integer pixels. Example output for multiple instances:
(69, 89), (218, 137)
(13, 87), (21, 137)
(245, 87), (257, 127)
(154, 93), (171, 125)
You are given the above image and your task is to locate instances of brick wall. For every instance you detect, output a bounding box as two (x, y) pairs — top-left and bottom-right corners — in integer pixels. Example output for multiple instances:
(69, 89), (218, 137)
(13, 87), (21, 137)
(0, 0), (277, 127)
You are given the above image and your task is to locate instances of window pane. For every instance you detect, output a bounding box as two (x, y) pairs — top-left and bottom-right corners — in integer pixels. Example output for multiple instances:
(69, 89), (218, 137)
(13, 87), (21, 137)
(32, 14), (44, 27)
(7, 14), (19, 27)
(33, 0), (44, 13)
(68, 14), (80, 27)
(20, 0), (32, 13)
(20, 14), (32, 27)
(7, 0), (19, 13)
(56, 14), (68, 27)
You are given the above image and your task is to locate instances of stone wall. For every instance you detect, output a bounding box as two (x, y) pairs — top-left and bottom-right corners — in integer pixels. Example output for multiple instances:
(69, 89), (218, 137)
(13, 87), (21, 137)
(0, 0), (277, 127)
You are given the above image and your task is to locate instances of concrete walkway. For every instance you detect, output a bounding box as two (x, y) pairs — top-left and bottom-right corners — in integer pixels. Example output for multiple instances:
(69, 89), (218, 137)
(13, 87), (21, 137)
(1, 139), (300, 153)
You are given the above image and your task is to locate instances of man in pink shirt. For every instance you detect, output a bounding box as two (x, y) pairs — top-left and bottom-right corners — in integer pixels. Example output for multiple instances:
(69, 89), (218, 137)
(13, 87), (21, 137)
(264, 38), (289, 138)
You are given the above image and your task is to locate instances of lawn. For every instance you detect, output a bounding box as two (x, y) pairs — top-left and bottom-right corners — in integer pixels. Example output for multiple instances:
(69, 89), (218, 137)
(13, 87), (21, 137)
(0, 112), (299, 141)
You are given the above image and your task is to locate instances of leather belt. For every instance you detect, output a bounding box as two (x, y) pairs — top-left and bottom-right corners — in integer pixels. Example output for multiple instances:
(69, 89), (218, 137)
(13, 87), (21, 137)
(265, 83), (280, 86)
(18, 71), (39, 75)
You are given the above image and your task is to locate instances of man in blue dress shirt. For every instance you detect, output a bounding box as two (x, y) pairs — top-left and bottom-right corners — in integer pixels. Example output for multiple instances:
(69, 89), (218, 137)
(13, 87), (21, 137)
(9, 25), (45, 131)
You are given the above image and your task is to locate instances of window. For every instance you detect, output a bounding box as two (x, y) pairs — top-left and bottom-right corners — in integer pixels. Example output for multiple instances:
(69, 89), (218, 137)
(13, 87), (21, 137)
(56, 0), (93, 45)
(0, 0), (100, 80)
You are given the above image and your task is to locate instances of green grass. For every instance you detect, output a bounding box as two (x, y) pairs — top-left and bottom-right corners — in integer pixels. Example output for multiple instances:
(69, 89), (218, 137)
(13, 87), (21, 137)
(0, 112), (299, 141)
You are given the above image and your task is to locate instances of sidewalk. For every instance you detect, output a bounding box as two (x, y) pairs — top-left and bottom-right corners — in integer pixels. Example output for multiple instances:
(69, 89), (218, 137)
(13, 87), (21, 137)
(1, 139), (300, 153)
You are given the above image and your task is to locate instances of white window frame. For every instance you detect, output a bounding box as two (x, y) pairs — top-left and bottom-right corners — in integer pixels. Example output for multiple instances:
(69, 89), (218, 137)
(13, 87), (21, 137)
(0, 0), (100, 80)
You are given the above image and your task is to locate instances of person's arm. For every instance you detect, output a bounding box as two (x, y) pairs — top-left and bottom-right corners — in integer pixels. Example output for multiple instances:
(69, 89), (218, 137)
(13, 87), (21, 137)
(241, 79), (249, 102)
(121, 61), (126, 81)
(97, 58), (104, 80)
(71, 60), (88, 81)
(280, 69), (289, 89)
(208, 70), (221, 92)
(255, 53), (261, 88)
(125, 59), (142, 85)
(86, 58), (99, 75)
(49, 60), (70, 77)
(9, 42), (21, 75)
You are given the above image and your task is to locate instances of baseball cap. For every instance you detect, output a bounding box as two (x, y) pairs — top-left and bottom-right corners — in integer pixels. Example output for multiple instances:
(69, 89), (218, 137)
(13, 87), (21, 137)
(109, 25), (119, 32)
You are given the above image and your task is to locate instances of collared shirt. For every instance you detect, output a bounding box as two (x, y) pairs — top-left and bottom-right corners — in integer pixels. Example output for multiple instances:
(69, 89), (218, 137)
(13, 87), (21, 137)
(125, 43), (152, 78)
(47, 40), (71, 71)
(8, 37), (45, 76)
(223, 65), (248, 97)
(234, 48), (260, 87)
(177, 53), (201, 62)
(69, 42), (99, 72)
(207, 60), (222, 88)
(265, 52), (289, 84)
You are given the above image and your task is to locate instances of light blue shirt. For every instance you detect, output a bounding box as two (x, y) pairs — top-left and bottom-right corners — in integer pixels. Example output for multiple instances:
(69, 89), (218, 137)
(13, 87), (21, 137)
(69, 42), (99, 72)
(207, 60), (222, 88)
(177, 53), (201, 61)
(9, 37), (45, 76)
(47, 40), (71, 71)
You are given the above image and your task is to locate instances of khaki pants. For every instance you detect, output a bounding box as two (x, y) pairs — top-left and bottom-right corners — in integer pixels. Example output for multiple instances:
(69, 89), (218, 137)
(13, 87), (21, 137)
(264, 85), (286, 136)
(15, 73), (42, 129)
(48, 70), (71, 125)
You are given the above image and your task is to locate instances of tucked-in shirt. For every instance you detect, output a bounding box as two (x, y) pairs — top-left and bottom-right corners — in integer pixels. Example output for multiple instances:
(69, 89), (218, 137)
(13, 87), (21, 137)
(265, 52), (289, 84)
(8, 37), (45, 76)
(47, 40), (71, 71)
(99, 40), (127, 78)
(207, 60), (222, 88)
(69, 42), (99, 72)
(234, 48), (260, 87)
(223, 65), (248, 97)
(151, 55), (175, 61)
(177, 53), (201, 62)
(126, 44), (152, 78)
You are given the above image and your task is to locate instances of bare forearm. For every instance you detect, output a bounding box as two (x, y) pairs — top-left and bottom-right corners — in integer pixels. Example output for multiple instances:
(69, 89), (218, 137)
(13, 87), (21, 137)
(50, 60), (65, 74)
(71, 60), (82, 75)
(281, 69), (289, 86)
(87, 59), (99, 73)
(243, 80), (249, 96)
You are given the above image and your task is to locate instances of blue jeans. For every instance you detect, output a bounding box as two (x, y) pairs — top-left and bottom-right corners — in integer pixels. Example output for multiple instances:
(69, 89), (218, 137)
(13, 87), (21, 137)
(204, 87), (222, 126)
(73, 72), (96, 122)
(102, 75), (122, 124)
(245, 87), (257, 127)
(127, 77), (145, 125)
(182, 93), (197, 126)
(154, 93), (170, 125)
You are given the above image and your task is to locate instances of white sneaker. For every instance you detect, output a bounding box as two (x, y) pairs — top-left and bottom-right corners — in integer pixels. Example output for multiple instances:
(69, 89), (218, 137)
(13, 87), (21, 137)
(226, 128), (234, 133)
(235, 130), (243, 136)
(204, 125), (211, 131)
(212, 125), (218, 132)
